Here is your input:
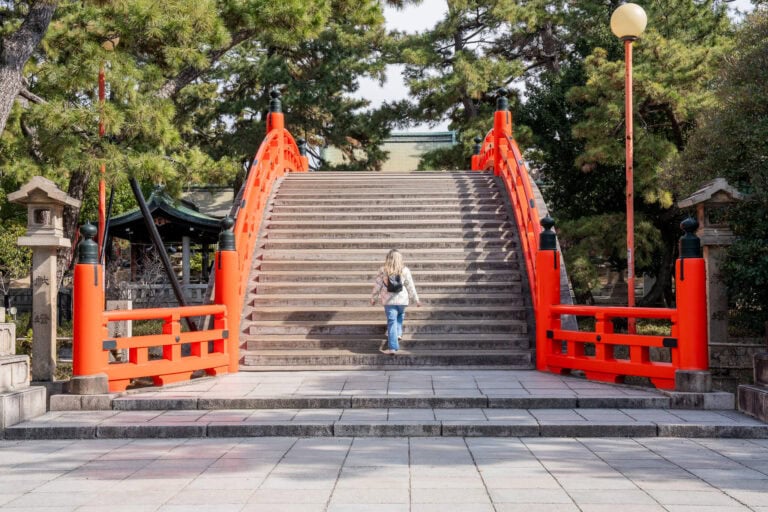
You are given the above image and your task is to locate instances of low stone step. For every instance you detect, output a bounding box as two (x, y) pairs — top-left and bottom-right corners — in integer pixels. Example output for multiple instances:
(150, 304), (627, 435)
(93, 394), (673, 411)
(263, 228), (515, 240)
(257, 259), (518, 271)
(250, 306), (528, 322)
(255, 269), (522, 283)
(258, 249), (518, 261)
(248, 293), (524, 307)
(14, 406), (765, 439)
(246, 320), (527, 336)
(249, 282), (523, 295)
(241, 349), (533, 368)
(262, 239), (517, 251)
(244, 334), (531, 351)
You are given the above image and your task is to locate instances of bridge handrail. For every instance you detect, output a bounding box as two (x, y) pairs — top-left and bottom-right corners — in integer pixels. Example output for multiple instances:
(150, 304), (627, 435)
(471, 98), (541, 304)
(232, 123), (308, 306)
(472, 91), (709, 390)
(71, 92), (307, 391)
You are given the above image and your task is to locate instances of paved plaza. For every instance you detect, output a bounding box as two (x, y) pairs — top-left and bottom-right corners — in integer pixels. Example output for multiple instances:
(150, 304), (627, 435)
(1, 436), (768, 511)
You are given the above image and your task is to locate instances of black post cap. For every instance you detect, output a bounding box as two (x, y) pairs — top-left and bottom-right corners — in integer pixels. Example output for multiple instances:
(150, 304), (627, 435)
(269, 90), (282, 113)
(539, 216), (557, 251)
(496, 88), (509, 111)
(219, 216), (236, 251)
(78, 223), (99, 264)
(679, 216), (701, 259)
(473, 136), (483, 155)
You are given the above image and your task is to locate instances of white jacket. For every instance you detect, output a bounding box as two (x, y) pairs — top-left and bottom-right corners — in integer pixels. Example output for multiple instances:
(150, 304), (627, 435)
(371, 266), (420, 306)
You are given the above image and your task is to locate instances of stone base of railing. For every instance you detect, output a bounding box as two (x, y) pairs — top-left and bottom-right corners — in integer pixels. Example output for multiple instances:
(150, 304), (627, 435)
(738, 353), (768, 423)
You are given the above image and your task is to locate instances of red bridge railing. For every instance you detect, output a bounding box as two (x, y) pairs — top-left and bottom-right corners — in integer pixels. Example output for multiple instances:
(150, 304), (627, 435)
(72, 91), (308, 392)
(472, 90), (541, 303)
(473, 90), (708, 390)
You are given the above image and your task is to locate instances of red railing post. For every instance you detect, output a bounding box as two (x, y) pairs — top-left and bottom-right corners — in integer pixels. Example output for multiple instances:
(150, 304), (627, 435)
(266, 90), (285, 133)
(676, 217), (708, 371)
(215, 217), (240, 373)
(72, 223), (108, 378)
(535, 217), (560, 371)
(471, 136), (482, 171)
(493, 89), (513, 176)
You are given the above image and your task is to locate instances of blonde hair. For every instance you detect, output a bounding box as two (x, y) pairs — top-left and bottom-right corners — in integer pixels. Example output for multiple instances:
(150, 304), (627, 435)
(383, 249), (404, 275)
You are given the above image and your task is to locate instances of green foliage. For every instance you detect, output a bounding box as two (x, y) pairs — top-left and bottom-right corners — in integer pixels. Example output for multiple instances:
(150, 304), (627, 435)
(399, 0), (565, 167)
(515, 0), (734, 305)
(671, 8), (768, 334)
(0, 0), (395, 240)
(558, 213), (664, 302)
(0, 221), (31, 281)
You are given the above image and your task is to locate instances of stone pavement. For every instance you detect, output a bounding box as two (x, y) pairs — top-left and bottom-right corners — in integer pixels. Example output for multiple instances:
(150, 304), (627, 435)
(1, 436), (768, 511)
(6, 370), (765, 439)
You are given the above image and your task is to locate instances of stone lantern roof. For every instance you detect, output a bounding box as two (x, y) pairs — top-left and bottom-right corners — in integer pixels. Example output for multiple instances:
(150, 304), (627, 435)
(678, 178), (744, 209)
(7, 176), (81, 209)
(8, 176), (80, 249)
(678, 178), (744, 247)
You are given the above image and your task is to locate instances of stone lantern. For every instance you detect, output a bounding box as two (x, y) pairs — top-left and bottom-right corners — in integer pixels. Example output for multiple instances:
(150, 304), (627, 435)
(8, 176), (81, 381)
(678, 178), (743, 347)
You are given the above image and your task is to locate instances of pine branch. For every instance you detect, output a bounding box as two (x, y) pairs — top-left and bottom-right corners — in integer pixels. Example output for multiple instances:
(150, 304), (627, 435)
(156, 29), (256, 100)
(18, 87), (47, 104)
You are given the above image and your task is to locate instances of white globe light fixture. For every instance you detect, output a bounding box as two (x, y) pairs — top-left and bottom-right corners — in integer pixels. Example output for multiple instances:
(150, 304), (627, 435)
(611, 2), (647, 333)
(611, 3), (647, 40)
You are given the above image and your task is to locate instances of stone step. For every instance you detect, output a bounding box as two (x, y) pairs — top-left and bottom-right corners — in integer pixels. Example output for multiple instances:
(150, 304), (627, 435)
(258, 249), (518, 261)
(67, 394), (676, 411)
(270, 205), (508, 214)
(249, 282), (523, 295)
(263, 228), (516, 240)
(262, 239), (517, 251)
(241, 349), (533, 368)
(256, 259), (518, 271)
(255, 269), (522, 283)
(271, 193), (499, 208)
(272, 193), (504, 202)
(264, 219), (513, 230)
(269, 213), (508, 222)
(246, 320), (527, 336)
(250, 306), (528, 322)
(14, 408), (765, 439)
(248, 293), (524, 307)
(276, 177), (498, 185)
(244, 334), (531, 351)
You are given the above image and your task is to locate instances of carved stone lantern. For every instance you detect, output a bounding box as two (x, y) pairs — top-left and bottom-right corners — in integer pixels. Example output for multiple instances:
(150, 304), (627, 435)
(8, 176), (81, 381)
(678, 178), (744, 347)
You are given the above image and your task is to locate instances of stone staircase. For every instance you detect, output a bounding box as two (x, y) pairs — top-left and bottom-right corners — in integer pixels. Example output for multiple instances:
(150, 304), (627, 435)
(240, 171), (534, 369)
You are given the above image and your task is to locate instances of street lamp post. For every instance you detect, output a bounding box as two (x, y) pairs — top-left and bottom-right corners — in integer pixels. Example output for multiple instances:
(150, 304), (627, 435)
(97, 37), (119, 259)
(611, 3), (646, 329)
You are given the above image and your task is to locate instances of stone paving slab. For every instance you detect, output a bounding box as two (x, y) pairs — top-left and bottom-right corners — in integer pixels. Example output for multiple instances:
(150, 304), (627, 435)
(0, 437), (767, 511)
(5, 407), (767, 440)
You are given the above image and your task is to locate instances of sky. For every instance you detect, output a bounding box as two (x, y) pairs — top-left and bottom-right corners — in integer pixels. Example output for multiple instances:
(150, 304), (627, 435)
(360, 0), (756, 132)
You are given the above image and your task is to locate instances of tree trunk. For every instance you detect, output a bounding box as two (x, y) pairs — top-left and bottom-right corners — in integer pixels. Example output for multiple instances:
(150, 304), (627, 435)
(56, 168), (92, 286)
(638, 211), (679, 308)
(0, 1), (58, 136)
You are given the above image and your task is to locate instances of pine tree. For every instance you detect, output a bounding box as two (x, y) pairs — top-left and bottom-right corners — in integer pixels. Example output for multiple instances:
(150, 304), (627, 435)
(518, 0), (733, 305)
(671, 8), (768, 333)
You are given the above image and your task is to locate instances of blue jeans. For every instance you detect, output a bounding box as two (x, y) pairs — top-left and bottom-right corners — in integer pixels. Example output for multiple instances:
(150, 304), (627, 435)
(384, 305), (406, 351)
